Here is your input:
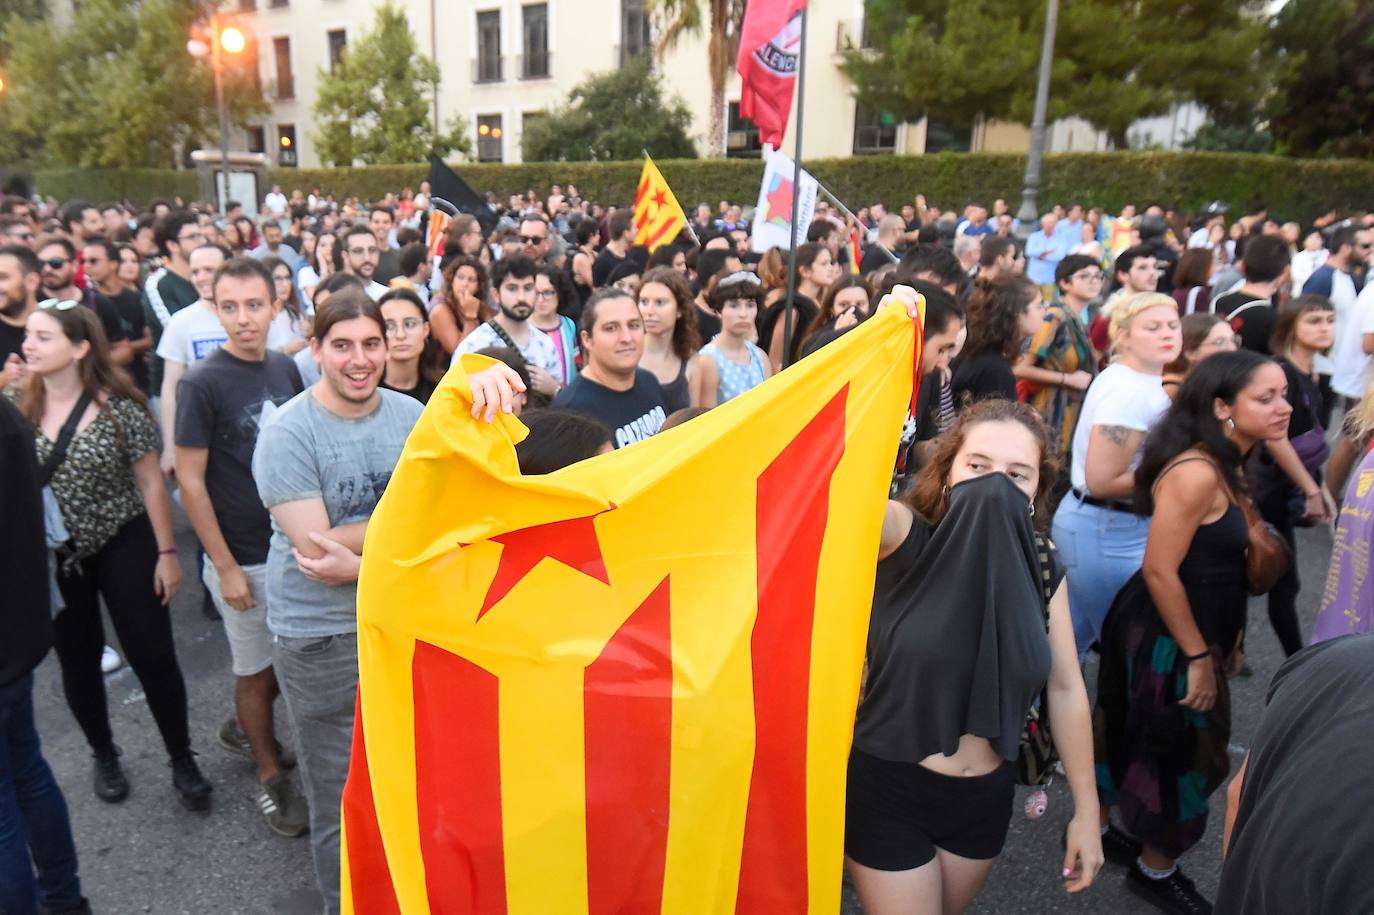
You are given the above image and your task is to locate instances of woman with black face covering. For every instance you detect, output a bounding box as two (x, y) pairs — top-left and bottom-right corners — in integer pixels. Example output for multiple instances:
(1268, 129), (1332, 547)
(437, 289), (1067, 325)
(846, 399), (1103, 915)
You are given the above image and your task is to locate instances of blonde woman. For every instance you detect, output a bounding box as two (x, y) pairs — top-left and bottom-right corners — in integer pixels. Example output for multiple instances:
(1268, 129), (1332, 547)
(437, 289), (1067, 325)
(1050, 292), (1181, 660)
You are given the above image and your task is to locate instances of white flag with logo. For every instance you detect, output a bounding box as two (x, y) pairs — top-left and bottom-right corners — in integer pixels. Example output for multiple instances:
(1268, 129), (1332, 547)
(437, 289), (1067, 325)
(751, 148), (819, 253)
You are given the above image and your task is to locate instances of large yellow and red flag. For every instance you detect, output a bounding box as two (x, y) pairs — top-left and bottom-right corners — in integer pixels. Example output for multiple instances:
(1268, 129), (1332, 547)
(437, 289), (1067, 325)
(633, 155), (688, 252)
(341, 296), (925, 915)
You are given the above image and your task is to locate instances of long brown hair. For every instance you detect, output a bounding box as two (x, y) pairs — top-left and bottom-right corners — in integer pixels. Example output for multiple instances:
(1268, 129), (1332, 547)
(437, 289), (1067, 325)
(639, 266), (700, 361)
(801, 274), (871, 350)
(962, 274), (1039, 362)
(19, 303), (149, 426)
(441, 254), (493, 332)
(902, 399), (1059, 530)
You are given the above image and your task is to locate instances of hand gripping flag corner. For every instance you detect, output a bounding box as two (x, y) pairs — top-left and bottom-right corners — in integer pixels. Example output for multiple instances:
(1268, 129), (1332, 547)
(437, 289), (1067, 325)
(342, 297), (925, 915)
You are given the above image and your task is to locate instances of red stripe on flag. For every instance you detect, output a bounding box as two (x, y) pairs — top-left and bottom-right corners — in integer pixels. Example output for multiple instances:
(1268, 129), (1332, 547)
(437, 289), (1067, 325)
(584, 576), (674, 915)
(634, 176), (652, 211)
(643, 215), (681, 250)
(413, 641), (508, 914)
(735, 386), (850, 914)
(341, 690), (403, 915)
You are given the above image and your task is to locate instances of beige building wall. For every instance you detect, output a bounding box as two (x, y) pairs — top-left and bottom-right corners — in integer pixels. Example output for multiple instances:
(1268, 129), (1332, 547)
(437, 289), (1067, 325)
(233, 0), (1116, 170)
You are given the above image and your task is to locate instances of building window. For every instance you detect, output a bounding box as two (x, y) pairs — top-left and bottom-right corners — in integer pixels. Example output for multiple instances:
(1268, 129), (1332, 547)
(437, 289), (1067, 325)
(277, 125), (297, 167)
(273, 36), (294, 100)
(726, 102), (763, 158)
(268, 0), (287, 8)
(923, 119), (972, 154)
(476, 10), (503, 82)
(238, 0), (256, 11)
(327, 29), (347, 71)
(620, 0), (650, 65)
(852, 103), (897, 155)
(521, 4), (549, 79)
(247, 126), (266, 154)
(477, 114), (503, 162)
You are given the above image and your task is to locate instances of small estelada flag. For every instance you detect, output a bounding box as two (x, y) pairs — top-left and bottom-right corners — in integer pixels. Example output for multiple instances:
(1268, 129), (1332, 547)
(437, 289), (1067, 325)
(424, 209), (450, 260)
(633, 155), (688, 252)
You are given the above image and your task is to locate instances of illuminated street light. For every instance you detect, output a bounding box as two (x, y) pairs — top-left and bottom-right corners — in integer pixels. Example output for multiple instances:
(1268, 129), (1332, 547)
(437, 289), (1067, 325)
(220, 27), (246, 55)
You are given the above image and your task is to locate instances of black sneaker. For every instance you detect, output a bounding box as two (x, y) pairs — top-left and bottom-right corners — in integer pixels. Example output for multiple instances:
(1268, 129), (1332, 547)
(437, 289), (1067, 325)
(1103, 823), (1144, 867)
(92, 745), (129, 803)
(1126, 862), (1213, 914)
(170, 751), (213, 811)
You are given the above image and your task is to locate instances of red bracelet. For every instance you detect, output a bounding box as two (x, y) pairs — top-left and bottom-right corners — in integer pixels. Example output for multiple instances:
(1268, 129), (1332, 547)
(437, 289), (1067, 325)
(158, 547), (177, 555)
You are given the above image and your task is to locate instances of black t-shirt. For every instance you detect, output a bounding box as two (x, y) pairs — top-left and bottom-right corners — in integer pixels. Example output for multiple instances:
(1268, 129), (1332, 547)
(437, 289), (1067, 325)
(859, 244), (894, 275)
(592, 248), (630, 288)
(0, 396), (52, 687)
(380, 374), (437, 404)
(553, 368), (667, 449)
(0, 318), (24, 364)
(99, 288), (149, 392)
(1214, 290), (1277, 356)
(694, 302), (721, 344)
(79, 289), (128, 347)
(1214, 635), (1374, 915)
(174, 348), (304, 566)
(951, 350), (1017, 406)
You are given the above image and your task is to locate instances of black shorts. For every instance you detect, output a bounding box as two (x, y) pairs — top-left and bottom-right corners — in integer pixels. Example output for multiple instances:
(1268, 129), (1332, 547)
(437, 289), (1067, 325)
(844, 748), (1016, 871)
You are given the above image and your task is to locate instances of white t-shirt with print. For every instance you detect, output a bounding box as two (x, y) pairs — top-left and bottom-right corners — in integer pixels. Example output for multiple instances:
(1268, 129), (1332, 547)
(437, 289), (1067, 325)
(1069, 363), (1170, 492)
(451, 321), (562, 381)
(155, 301), (226, 366)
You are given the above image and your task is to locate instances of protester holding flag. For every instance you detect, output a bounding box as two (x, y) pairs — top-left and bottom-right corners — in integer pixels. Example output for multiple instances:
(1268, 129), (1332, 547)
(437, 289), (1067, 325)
(848, 399), (1103, 913)
(758, 242), (837, 371)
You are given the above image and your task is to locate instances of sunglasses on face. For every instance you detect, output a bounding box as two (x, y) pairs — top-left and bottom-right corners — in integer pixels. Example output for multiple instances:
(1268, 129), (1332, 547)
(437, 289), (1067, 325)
(41, 257), (70, 270)
(39, 298), (80, 311)
(519, 235), (547, 245)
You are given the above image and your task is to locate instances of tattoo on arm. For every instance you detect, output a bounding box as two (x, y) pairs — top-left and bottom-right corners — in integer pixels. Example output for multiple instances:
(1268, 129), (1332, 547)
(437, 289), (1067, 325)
(1098, 424), (1135, 447)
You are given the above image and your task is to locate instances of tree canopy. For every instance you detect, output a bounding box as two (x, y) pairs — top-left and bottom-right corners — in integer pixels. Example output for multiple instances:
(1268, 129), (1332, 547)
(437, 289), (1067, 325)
(844, 0), (1270, 148)
(0, 0), (266, 167)
(1266, 0), (1374, 158)
(311, 2), (468, 166)
(521, 55), (697, 162)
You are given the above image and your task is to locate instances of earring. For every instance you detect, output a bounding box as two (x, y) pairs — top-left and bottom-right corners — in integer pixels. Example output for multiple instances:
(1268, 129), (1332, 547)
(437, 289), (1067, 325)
(1225, 417), (1236, 430)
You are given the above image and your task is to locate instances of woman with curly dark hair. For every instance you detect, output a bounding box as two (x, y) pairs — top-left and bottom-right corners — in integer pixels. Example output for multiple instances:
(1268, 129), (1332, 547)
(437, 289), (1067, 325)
(637, 266), (703, 411)
(848, 398), (1102, 914)
(951, 275), (1047, 406)
(429, 254), (492, 355)
(1093, 350), (1291, 913)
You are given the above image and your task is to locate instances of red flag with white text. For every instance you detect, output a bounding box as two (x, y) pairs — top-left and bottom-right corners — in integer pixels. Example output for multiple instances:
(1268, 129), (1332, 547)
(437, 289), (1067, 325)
(737, 0), (808, 148)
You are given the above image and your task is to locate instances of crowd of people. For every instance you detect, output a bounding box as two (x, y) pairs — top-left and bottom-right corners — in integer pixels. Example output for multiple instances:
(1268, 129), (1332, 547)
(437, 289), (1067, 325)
(2, 182), (1374, 915)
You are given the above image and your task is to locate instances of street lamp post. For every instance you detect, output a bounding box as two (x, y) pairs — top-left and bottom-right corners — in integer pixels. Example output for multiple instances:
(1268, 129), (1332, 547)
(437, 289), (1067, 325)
(1016, 0), (1059, 239)
(190, 15), (245, 217)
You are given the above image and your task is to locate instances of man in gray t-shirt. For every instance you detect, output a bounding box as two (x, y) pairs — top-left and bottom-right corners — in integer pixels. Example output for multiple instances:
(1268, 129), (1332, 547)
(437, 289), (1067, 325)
(253, 387), (420, 637)
(248, 286), (420, 915)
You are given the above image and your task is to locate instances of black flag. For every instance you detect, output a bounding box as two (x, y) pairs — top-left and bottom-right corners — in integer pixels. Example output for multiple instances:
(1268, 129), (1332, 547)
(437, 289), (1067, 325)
(427, 154), (497, 237)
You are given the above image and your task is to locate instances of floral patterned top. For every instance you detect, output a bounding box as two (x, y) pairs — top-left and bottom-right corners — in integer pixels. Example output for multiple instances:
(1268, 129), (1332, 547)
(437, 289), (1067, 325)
(34, 396), (159, 561)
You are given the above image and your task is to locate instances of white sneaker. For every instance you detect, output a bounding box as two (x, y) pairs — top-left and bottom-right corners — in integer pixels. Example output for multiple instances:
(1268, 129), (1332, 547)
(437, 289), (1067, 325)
(101, 646), (122, 674)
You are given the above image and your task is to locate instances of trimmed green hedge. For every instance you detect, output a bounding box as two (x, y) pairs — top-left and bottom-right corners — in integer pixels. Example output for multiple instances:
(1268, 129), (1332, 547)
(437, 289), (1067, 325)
(32, 153), (1374, 221)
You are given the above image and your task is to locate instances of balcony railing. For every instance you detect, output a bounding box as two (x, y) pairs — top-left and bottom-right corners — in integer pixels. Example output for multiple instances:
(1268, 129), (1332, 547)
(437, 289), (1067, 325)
(473, 55), (504, 83)
(518, 50), (552, 80)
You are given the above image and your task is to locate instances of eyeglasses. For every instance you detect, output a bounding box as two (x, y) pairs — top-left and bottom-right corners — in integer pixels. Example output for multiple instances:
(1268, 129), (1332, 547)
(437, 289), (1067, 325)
(383, 318), (425, 336)
(1072, 270), (1104, 282)
(518, 235), (547, 245)
(533, 289), (558, 300)
(348, 246), (379, 256)
(38, 298), (80, 311)
(41, 257), (70, 270)
(177, 232), (205, 244)
(1205, 334), (1243, 349)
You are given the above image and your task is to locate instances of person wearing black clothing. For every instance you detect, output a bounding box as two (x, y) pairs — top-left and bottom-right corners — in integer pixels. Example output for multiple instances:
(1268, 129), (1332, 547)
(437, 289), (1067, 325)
(379, 288), (444, 404)
(553, 288), (666, 448)
(848, 398), (1102, 913)
(84, 237), (151, 393)
(1249, 296), (1336, 656)
(0, 396), (90, 915)
(1212, 234), (1291, 356)
(592, 210), (636, 288)
(951, 274), (1046, 406)
(0, 243), (41, 385)
(1216, 635), (1374, 915)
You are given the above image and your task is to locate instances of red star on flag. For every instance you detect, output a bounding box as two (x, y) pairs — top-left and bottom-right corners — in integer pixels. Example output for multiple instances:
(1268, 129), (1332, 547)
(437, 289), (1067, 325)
(471, 511), (614, 618)
(652, 189), (668, 209)
(766, 178), (794, 223)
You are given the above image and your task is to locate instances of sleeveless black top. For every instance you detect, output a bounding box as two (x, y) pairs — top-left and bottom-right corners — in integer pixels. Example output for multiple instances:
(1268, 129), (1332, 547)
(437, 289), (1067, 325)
(659, 358), (691, 413)
(855, 472), (1064, 763)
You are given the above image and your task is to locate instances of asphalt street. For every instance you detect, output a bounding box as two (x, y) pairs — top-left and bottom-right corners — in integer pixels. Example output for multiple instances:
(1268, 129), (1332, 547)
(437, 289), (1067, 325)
(31, 510), (1333, 914)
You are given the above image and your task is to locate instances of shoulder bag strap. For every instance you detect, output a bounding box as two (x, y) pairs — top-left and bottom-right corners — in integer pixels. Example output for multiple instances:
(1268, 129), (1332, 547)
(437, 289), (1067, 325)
(1186, 286), (1201, 313)
(38, 393), (93, 487)
(485, 319), (520, 352)
(1032, 532), (1054, 629)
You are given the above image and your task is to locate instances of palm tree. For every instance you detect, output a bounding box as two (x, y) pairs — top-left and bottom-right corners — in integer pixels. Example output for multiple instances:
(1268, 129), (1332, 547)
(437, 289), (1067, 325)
(648, 0), (747, 158)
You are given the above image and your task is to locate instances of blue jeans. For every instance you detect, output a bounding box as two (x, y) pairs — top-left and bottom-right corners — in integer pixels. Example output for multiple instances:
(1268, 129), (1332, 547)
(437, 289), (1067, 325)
(0, 673), (83, 915)
(273, 632), (357, 915)
(1052, 493), (1151, 659)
